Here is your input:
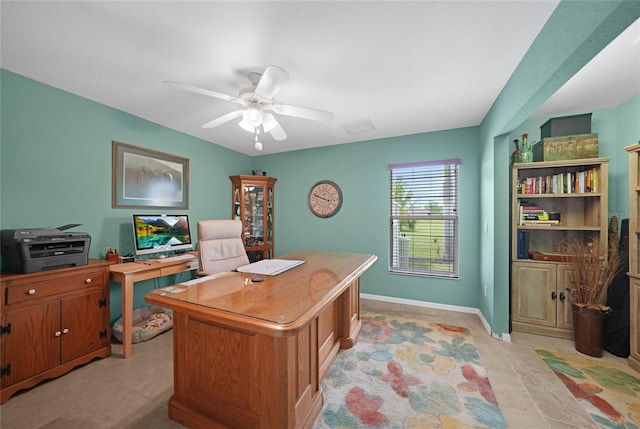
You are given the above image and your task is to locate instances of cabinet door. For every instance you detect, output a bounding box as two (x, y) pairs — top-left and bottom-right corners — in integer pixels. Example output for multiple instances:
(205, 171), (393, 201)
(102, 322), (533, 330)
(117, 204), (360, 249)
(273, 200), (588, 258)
(60, 290), (108, 363)
(512, 262), (556, 327)
(555, 264), (575, 330)
(1, 302), (60, 386)
(242, 185), (264, 239)
(631, 278), (640, 363)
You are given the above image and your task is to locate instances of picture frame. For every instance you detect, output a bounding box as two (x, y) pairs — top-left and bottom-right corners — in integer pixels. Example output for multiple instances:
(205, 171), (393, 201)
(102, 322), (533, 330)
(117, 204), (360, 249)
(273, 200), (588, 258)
(112, 141), (189, 209)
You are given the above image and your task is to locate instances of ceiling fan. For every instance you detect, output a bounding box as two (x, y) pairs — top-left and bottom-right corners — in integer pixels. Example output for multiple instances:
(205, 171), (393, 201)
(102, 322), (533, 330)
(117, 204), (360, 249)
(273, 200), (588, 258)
(165, 66), (334, 148)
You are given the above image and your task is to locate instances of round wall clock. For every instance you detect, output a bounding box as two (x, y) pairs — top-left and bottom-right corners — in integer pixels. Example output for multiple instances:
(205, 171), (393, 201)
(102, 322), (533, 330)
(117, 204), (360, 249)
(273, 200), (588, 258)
(308, 180), (343, 218)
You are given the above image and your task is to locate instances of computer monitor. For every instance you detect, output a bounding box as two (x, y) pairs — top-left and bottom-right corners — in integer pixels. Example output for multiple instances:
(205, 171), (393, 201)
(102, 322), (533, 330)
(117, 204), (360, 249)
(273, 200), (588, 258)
(132, 214), (193, 257)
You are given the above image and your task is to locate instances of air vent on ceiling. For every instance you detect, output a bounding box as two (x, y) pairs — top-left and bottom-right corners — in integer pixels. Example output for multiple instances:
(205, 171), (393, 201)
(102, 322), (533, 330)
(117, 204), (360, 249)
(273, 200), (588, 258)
(340, 118), (376, 134)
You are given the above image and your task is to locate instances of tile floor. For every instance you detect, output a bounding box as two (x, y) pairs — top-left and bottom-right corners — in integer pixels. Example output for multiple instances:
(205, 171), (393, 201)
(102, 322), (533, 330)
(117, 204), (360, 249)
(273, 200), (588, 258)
(0, 298), (634, 428)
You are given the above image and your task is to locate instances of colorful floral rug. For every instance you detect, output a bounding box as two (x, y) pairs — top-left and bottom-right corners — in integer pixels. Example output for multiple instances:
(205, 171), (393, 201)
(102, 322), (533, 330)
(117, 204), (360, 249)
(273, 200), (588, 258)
(536, 349), (640, 428)
(313, 314), (507, 428)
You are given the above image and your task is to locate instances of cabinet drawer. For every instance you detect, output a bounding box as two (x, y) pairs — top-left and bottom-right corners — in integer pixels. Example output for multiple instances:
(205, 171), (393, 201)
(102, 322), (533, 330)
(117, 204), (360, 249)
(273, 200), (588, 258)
(160, 260), (199, 276)
(6, 270), (104, 305)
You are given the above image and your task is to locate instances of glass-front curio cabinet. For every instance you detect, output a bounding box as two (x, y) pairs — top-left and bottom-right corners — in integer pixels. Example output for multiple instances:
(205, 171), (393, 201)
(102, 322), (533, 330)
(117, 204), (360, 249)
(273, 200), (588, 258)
(230, 175), (277, 262)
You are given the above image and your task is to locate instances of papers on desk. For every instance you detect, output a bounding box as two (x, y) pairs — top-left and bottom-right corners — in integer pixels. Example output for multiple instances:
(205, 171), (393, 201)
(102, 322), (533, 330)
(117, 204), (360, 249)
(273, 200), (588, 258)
(237, 259), (305, 276)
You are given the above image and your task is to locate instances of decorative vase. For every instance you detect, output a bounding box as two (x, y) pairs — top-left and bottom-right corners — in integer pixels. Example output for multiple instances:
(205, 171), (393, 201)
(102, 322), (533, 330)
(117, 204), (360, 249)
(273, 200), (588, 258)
(519, 133), (533, 162)
(572, 302), (606, 357)
(520, 148), (534, 163)
(512, 139), (522, 164)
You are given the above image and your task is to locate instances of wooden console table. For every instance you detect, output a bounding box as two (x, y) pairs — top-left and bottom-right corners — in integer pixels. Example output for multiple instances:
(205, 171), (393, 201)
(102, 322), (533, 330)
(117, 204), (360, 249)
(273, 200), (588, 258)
(145, 250), (376, 429)
(109, 253), (198, 358)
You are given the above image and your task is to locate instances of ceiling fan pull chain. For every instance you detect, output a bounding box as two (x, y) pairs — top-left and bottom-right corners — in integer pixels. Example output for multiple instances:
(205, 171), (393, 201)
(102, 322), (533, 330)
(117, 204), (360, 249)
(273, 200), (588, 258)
(254, 127), (263, 151)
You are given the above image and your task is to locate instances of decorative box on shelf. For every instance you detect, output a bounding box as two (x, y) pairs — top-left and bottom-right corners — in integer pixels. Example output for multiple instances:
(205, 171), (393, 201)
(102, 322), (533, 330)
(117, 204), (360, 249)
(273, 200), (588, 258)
(540, 113), (592, 139)
(533, 133), (598, 162)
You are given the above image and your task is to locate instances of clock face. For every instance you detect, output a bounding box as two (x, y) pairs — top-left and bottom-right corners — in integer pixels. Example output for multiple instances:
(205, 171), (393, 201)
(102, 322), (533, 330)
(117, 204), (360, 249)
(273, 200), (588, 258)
(308, 180), (342, 218)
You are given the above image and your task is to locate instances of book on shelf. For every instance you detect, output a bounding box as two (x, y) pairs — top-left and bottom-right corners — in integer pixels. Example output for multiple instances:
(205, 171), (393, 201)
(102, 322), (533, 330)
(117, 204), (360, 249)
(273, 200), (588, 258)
(517, 231), (529, 259)
(521, 206), (544, 214)
(520, 220), (560, 226)
(518, 167), (598, 195)
(518, 204), (558, 224)
(522, 214), (550, 221)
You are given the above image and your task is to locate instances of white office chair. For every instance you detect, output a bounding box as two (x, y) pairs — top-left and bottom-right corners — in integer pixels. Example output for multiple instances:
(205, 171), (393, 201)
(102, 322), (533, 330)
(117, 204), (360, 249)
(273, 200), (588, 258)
(196, 219), (250, 276)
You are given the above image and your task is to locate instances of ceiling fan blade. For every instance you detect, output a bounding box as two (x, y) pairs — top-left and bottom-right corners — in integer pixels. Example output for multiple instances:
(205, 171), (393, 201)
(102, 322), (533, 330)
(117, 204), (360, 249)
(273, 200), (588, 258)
(254, 66), (289, 100)
(164, 81), (240, 103)
(201, 110), (244, 128)
(262, 113), (287, 141)
(271, 104), (334, 122)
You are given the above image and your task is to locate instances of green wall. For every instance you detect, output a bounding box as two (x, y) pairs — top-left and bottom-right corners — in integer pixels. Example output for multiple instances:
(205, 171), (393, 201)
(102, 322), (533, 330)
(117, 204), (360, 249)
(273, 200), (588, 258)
(478, 0), (640, 337)
(255, 127), (481, 309)
(1, 1), (639, 333)
(1, 68), (482, 322)
(1, 69), (252, 321)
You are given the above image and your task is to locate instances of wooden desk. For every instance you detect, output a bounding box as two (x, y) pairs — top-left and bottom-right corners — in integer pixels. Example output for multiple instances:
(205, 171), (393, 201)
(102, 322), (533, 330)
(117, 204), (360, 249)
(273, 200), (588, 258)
(145, 251), (376, 429)
(109, 253), (199, 358)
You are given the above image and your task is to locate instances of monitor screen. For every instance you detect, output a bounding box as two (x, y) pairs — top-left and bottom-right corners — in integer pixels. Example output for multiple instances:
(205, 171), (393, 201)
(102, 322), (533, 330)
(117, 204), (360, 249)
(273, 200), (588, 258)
(132, 214), (193, 257)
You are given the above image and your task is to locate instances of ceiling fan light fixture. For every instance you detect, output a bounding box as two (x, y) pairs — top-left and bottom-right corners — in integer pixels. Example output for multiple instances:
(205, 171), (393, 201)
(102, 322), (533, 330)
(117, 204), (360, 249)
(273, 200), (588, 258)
(243, 107), (262, 127)
(238, 119), (255, 132)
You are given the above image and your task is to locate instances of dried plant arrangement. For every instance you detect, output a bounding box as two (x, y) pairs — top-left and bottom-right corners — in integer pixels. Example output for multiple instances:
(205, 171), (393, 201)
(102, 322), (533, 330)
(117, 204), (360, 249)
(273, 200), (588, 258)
(559, 237), (621, 312)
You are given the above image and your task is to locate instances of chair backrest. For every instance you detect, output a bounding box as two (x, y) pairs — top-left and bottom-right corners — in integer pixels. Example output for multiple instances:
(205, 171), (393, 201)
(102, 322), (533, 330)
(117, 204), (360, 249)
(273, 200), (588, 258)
(197, 219), (249, 275)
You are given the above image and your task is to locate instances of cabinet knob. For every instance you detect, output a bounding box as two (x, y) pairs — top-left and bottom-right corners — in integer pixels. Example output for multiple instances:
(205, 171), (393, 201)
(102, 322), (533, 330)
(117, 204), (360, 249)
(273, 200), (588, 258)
(85, 278), (92, 284)
(551, 291), (557, 300)
(28, 289), (36, 295)
(62, 328), (69, 334)
(55, 331), (61, 337)
(559, 292), (566, 301)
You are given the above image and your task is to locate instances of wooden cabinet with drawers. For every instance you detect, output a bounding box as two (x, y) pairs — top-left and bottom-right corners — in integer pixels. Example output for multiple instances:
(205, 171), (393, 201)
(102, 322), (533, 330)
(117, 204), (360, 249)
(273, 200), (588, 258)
(0, 260), (111, 403)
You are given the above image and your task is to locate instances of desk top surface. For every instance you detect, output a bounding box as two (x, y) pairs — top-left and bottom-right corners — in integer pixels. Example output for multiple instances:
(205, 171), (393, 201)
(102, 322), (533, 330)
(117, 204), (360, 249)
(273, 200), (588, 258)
(109, 252), (198, 274)
(145, 251), (376, 329)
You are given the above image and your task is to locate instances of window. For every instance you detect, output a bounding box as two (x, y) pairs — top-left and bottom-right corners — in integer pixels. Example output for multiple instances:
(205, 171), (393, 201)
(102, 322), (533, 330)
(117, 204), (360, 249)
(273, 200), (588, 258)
(388, 159), (460, 278)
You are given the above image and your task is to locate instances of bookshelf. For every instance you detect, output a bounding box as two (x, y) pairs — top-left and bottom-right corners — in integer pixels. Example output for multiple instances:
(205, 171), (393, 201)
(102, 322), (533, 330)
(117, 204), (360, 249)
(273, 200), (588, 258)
(624, 144), (640, 372)
(511, 157), (609, 339)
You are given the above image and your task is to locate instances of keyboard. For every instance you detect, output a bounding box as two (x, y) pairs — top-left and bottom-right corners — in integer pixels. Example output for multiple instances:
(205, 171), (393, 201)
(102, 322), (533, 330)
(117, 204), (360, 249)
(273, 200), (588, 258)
(152, 254), (196, 263)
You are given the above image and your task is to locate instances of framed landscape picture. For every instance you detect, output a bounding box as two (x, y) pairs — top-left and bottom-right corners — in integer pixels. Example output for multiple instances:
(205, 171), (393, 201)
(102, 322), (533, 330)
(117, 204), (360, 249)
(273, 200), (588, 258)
(112, 141), (189, 209)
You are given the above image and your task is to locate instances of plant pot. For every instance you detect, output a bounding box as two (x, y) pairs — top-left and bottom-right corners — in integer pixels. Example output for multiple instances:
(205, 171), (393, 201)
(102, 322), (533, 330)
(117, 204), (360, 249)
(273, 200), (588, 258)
(572, 303), (607, 357)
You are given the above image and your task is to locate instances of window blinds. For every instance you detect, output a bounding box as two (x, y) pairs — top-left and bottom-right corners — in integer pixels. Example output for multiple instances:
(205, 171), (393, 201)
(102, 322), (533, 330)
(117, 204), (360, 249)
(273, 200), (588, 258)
(388, 159), (460, 278)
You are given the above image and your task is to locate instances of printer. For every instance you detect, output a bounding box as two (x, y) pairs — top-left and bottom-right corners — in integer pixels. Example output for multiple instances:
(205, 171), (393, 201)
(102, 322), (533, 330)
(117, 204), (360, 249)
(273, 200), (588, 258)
(1, 225), (91, 273)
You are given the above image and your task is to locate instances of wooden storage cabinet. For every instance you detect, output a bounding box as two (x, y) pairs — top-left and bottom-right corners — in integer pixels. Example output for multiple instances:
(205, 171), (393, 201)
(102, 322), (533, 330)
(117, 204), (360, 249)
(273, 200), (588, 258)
(511, 158), (609, 338)
(0, 260), (111, 403)
(625, 143), (640, 372)
(230, 175), (276, 262)
(511, 262), (573, 338)
(630, 277), (640, 372)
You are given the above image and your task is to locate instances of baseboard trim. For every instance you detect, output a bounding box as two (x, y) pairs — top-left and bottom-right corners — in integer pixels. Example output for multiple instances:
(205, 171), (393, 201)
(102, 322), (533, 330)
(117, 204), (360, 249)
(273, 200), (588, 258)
(360, 293), (510, 342)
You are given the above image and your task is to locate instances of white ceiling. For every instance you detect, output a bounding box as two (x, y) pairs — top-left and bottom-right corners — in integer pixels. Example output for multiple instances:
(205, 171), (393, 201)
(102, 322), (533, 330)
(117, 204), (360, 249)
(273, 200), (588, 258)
(1, 1), (638, 156)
